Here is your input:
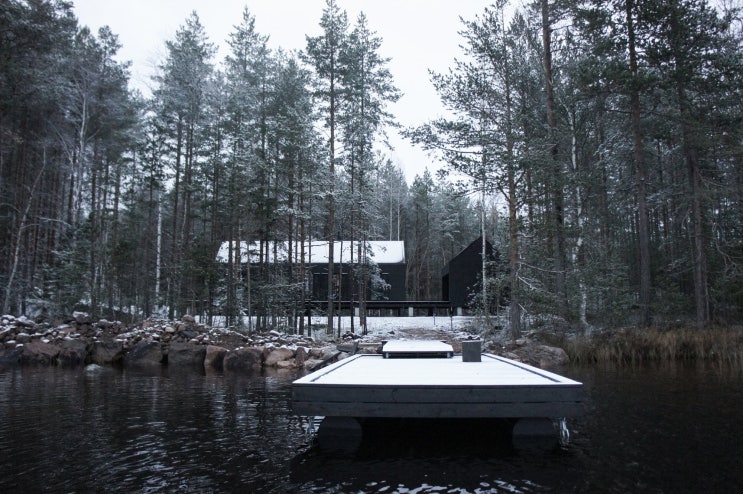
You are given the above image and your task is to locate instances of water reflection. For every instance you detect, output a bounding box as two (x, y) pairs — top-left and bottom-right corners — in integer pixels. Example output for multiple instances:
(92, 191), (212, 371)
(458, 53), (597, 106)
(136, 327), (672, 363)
(0, 362), (741, 493)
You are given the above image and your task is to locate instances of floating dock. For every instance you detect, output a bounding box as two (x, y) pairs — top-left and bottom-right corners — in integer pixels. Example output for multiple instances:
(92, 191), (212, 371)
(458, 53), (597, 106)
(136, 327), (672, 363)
(292, 340), (583, 420)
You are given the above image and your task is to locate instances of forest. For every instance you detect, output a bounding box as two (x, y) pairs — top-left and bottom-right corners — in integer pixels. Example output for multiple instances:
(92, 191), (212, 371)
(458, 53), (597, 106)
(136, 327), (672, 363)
(1, 0), (741, 337)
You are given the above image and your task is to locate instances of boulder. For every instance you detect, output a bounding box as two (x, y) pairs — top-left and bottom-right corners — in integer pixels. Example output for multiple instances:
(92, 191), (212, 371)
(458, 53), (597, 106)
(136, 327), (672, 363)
(15, 316), (36, 329)
(0, 346), (23, 367)
(532, 344), (569, 368)
(123, 340), (163, 368)
(73, 311), (91, 324)
(57, 339), (88, 366)
(223, 347), (263, 373)
(264, 347), (295, 367)
(21, 341), (60, 365)
(507, 342), (569, 368)
(204, 345), (227, 371)
(304, 359), (325, 371)
(295, 347), (307, 367)
(167, 342), (206, 368)
(91, 339), (124, 365)
(276, 359), (298, 369)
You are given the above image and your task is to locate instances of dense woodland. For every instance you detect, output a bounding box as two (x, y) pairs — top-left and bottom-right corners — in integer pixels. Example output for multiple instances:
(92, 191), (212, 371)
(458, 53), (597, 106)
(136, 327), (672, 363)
(1, 0), (742, 337)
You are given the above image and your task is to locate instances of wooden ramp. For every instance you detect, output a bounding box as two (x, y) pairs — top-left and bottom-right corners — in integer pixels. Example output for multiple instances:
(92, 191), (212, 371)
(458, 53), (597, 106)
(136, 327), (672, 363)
(292, 343), (582, 419)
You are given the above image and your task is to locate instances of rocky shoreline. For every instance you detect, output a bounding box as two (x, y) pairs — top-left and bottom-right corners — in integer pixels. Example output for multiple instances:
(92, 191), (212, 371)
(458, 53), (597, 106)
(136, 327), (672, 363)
(0, 312), (570, 372)
(0, 313), (353, 373)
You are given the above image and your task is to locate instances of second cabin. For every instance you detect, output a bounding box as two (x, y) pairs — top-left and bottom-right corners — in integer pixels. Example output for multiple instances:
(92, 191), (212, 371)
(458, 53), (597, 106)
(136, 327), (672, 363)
(216, 240), (407, 303)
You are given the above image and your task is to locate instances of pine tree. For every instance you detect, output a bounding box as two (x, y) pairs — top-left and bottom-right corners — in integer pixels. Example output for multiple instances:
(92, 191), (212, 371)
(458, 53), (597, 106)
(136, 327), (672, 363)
(305, 0), (349, 337)
(152, 11), (215, 319)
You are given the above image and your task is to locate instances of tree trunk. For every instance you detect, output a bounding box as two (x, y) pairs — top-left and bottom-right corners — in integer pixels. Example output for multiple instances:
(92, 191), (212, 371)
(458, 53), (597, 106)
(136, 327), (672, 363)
(626, 0), (653, 326)
(542, 0), (567, 313)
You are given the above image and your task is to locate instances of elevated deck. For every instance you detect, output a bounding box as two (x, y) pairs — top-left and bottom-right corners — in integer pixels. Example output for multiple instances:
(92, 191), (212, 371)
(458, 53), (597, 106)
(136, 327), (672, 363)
(292, 344), (583, 419)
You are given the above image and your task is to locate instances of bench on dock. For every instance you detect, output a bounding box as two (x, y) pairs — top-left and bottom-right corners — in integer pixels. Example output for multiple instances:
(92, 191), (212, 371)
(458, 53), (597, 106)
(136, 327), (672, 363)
(381, 340), (453, 359)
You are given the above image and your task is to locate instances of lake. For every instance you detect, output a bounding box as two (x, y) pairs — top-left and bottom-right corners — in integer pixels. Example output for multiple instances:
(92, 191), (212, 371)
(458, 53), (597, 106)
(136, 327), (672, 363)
(0, 362), (741, 493)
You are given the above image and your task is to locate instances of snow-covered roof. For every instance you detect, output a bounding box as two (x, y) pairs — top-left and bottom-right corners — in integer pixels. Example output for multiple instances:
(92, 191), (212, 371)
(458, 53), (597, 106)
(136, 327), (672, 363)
(216, 240), (405, 265)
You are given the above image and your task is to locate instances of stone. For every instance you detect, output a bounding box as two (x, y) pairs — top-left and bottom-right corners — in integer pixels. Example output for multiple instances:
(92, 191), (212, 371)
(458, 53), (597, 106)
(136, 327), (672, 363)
(276, 359), (297, 369)
(223, 347), (263, 372)
(264, 347), (295, 367)
(534, 344), (569, 368)
(295, 347), (307, 367)
(15, 316), (35, 328)
(0, 346), (23, 367)
(21, 341), (60, 365)
(73, 312), (91, 324)
(204, 345), (227, 371)
(91, 339), (124, 365)
(507, 341), (569, 368)
(123, 340), (163, 368)
(57, 339), (88, 366)
(304, 358), (325, 371)
(176, 329), (197, 340)
(181, 314), (196, 323)
(167, 342), (206, 368)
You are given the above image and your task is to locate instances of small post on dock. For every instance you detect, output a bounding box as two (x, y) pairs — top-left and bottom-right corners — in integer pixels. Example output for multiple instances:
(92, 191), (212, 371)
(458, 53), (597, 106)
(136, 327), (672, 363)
(461, 340), (482, 362)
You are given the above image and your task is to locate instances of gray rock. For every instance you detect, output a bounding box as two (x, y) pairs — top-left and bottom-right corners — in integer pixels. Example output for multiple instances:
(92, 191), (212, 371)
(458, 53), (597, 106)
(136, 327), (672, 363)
(295, 346), (307, 367)
(73, 312), (91, 324)
(91, 339), (124, 365)
(507, 341), (569, 368)
(204, 345), (227, 371)
(167, 342), (206, 368)
(223, 347), (263, 372)
(124, 340), (163, 368)
(264, 347), (295, 367)
(57, 339), (88, 366)
(0, 346), (23, 367)
(21, 341), (60, 365)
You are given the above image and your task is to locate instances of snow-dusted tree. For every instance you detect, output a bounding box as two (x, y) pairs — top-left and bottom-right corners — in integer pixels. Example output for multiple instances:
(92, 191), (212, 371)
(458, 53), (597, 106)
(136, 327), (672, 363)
(340, 12), (400, 334)
(222, 7), (271, 329)
(304, 0), (350, 337)
(152, 11), (216, 318)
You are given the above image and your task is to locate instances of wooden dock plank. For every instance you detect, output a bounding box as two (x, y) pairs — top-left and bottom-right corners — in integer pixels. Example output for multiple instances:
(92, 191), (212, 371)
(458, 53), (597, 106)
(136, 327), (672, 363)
(292, 400), (584, 418)
(292, 353), (583, 419)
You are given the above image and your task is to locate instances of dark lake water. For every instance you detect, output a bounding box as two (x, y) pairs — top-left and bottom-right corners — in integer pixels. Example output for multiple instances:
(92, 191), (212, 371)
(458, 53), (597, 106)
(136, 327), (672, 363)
(1, 361), (741, 493)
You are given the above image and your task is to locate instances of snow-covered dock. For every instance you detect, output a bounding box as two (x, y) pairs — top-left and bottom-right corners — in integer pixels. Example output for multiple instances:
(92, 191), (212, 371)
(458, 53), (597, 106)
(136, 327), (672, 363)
(292, 340), (583, 419)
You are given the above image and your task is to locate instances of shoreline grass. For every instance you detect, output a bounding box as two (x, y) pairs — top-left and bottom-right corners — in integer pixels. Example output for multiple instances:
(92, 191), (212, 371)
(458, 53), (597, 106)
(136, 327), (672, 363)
(561, 327), (743, 367)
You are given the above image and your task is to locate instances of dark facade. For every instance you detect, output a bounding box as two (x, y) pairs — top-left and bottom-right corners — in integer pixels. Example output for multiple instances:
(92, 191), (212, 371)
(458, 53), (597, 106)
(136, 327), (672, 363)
(310, 261), (407, 302)
(217, 240), (407, 304)
(442, 236), (498, 309)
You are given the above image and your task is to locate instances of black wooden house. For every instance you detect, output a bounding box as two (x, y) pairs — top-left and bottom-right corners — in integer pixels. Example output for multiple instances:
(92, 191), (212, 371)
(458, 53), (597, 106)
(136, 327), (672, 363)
(217, 240), (407, 304)
(441, 236), (499, 312)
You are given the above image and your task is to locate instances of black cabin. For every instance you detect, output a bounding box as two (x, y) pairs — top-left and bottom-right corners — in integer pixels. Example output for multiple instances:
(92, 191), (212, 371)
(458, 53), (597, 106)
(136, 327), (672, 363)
(441, 236), (499, 311)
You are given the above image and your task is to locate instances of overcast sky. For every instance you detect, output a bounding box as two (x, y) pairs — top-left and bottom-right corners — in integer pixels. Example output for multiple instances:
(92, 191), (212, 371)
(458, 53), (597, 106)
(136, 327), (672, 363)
(72, 0), (493, 183)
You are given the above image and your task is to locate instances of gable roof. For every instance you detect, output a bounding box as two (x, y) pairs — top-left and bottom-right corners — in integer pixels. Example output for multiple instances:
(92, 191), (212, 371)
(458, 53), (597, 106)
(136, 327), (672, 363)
(216, 240), (405, 265)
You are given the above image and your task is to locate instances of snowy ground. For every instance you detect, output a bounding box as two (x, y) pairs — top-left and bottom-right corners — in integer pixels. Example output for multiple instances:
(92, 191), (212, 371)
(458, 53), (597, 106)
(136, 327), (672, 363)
(207, 315), (486, 343)
(305, 316), (482, 344)
(313, 316), (476, 334)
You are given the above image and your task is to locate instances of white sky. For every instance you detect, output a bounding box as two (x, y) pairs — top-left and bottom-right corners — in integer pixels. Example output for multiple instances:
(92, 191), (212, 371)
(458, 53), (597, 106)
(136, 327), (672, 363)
(72, 0), (493, 183)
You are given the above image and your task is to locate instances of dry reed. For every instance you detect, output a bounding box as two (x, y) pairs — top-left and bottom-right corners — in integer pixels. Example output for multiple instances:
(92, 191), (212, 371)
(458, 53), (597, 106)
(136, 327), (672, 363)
(564, 327), (743, 367)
